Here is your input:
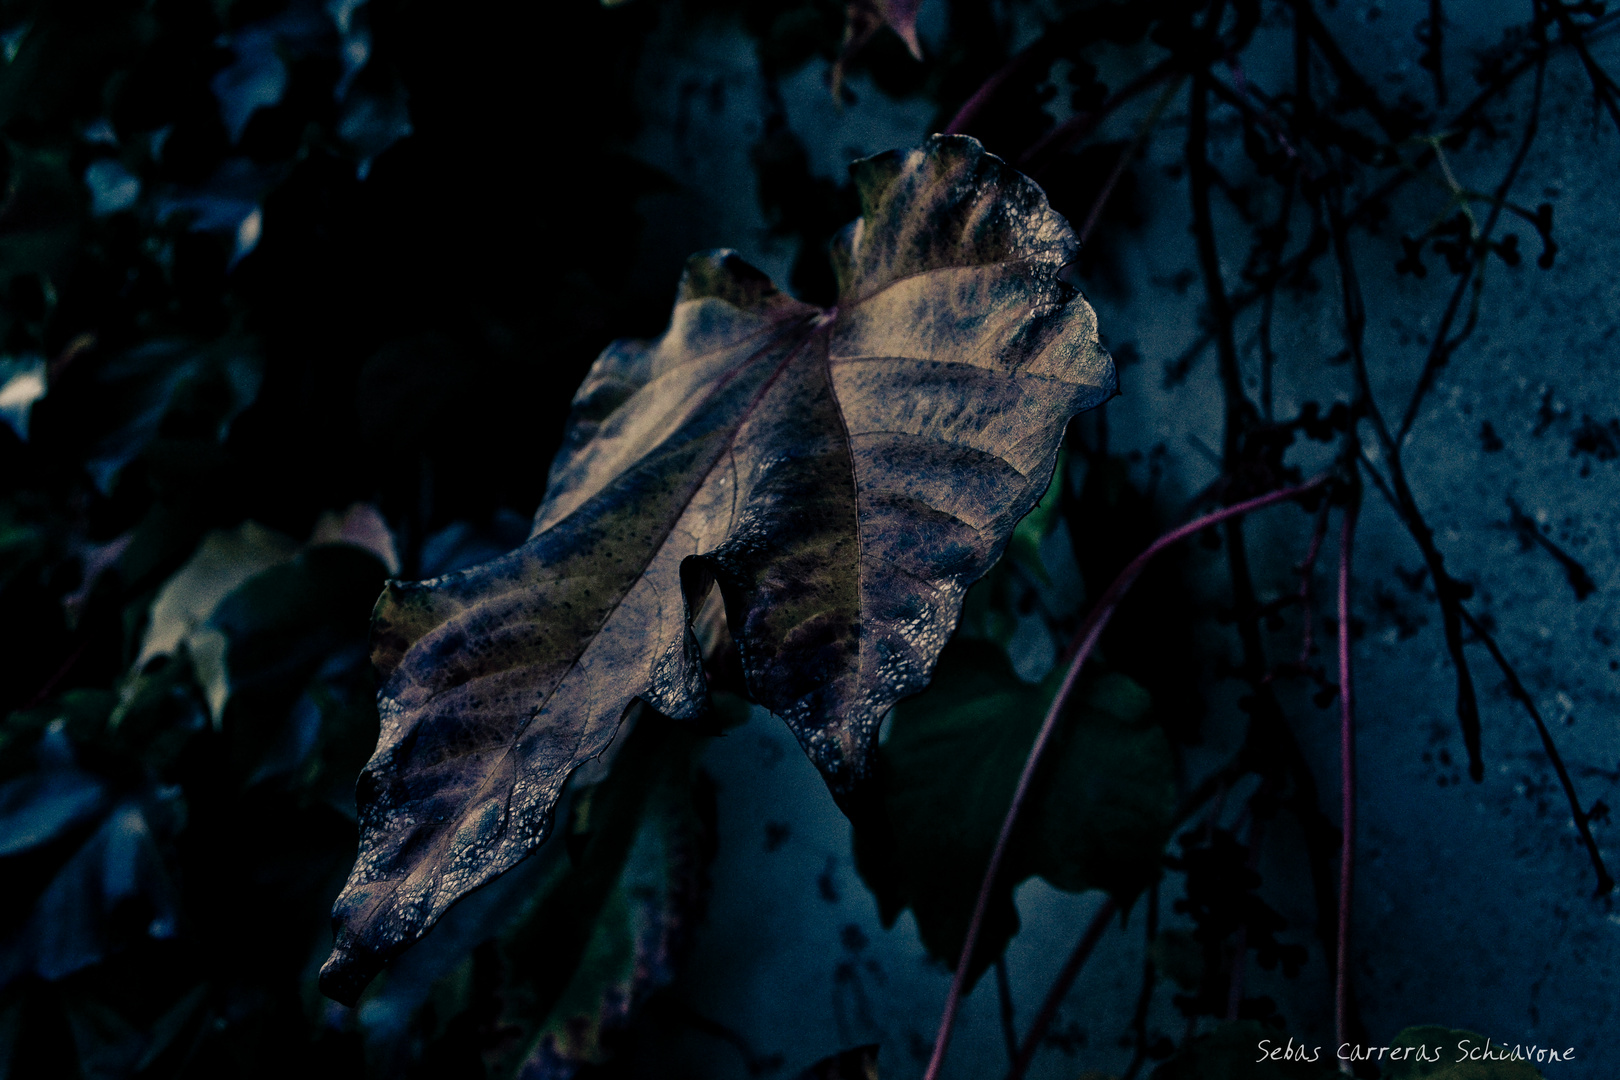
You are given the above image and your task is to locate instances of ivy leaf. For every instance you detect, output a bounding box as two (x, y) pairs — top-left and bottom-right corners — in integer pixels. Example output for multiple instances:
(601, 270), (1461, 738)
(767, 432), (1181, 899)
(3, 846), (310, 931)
(0, 722), (106, 858)
(321, 134), (1114, 1003)
(136, 522), (300, 688)
(854, 639), (1172, 984)
(45, 337), (264, 496)
(207, 544), (388, 794)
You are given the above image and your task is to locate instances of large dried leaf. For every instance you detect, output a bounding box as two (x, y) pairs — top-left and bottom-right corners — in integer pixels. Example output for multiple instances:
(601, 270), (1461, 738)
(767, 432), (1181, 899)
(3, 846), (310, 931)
(320, 134), (1114, 1003)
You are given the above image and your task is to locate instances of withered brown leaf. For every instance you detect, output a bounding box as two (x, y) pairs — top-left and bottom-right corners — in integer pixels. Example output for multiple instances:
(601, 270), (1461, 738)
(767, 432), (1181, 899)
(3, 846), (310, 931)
(320, 135), (1114, 1003)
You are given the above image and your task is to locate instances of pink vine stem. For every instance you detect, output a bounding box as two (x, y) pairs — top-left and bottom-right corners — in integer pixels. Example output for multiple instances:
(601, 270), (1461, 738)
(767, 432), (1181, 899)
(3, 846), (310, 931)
(1335, 499), (1357, 1073)
(943, 45), (1047, 136)
(922, 472), (1333, 1080)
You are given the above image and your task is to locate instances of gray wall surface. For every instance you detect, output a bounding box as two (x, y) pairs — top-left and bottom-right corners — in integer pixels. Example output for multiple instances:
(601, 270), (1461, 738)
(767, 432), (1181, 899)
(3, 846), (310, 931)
(605, 2), (1620, 1075)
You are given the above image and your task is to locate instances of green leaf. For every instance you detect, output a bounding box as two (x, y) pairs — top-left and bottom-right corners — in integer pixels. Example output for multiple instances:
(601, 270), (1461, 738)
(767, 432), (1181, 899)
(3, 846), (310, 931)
(136, 515), (395, 773)
(1007, 445), (1067, 583)
(1383, 1026), (1548, 1079)
(321, 134), (1114, 1003)
(855, 639), (1172, 983)
(1031, 669), (1170, 895)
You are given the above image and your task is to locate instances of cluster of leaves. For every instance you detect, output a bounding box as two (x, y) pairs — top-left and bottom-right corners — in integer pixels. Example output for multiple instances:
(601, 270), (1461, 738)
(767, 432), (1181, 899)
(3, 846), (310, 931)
(0, 0), (690, 1074)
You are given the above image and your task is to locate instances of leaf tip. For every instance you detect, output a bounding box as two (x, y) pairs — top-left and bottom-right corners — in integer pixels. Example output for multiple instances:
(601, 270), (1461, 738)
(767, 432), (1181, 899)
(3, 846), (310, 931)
(318, 939), (380, 1007)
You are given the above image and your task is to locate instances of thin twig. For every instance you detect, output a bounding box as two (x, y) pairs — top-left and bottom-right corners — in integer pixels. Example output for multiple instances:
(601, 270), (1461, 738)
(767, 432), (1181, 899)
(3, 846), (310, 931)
(1196, 27), (1349, 994)
(1071, 76), (1188, 246)
(1324, 183), (1484, 781)
(1120, 883), (1160, 1080)
(921, 475), (1332, 1080)
(1224, 799), (1269, 1021)
(1358, 453), (1615, 895)
(1504, 496), (1598, 600)
(1006, 896), (1120, 1080)
(1397, 49), (1547, 443)
(1455, 606), (1615, 896)
(1021, 61), (1179, 172)
(1295, 500), (1333, 671)
(1334, 495), (1358, 1073)
(1424, 0), (1447, 107)
(1548, 0), (1620, 136)
(944, 41), (1051, 136)
(1188, 72), (1248, 463)
(1163, 229), (1329, 387)
(1288, 0), (1413, 140)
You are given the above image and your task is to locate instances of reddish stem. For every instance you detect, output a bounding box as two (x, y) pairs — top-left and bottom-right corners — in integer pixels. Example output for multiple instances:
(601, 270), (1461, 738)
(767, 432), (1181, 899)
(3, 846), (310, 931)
(922, 473), (1332, 1080)
(944, 45), (1049, 136)
(1334, 501), (1357, 1073)
(24, 642), (88, 710)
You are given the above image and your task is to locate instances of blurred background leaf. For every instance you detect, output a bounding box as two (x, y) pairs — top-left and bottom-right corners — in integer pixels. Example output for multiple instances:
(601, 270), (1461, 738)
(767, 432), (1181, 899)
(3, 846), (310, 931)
(854, 637), (1172, 986)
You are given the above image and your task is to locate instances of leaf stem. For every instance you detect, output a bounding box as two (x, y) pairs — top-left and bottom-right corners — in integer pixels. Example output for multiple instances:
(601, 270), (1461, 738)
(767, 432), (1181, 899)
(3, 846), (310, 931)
(921, 473), (1331, 1080)
(943, 41), (1050, 136)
